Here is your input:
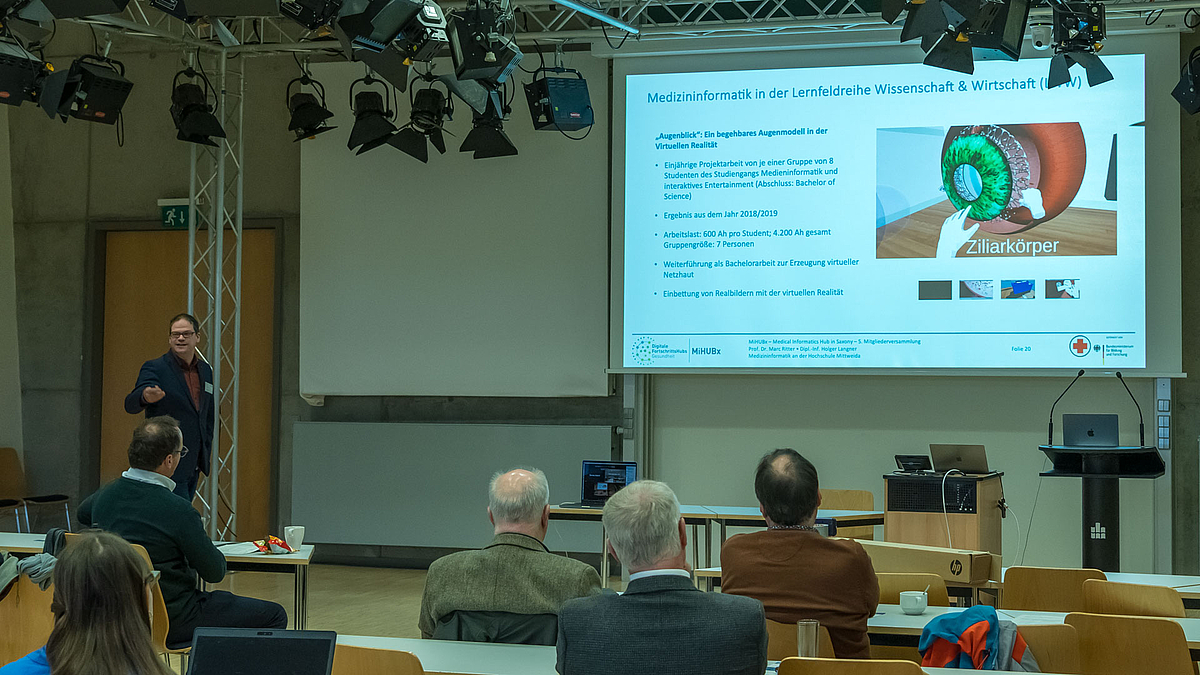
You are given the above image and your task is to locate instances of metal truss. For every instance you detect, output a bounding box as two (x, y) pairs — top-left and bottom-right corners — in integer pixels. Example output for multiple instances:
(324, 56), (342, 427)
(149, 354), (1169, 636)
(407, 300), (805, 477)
(186, 50), (245, 541)
(76, 0), (1199, 51)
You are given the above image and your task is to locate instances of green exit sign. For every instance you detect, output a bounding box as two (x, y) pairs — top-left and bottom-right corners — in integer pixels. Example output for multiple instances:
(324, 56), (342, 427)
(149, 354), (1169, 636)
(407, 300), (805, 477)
(158, 199), (190, 229)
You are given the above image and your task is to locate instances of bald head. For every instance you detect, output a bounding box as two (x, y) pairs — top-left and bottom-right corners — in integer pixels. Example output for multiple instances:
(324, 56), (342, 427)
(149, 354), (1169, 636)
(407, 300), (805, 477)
(755, 448), (819, 527)
(488, 468), (551, 538)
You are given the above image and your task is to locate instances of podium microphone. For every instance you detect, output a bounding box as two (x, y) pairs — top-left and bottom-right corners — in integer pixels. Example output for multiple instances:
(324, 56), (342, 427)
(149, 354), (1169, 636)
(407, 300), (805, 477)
(1049, 369), (1086, 445)
(1115, 371), (1145, 447)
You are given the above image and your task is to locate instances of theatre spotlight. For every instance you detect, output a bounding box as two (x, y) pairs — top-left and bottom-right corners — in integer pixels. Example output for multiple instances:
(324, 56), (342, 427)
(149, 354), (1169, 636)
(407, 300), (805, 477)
(336, 0), (447, 57)
(459, 89), (515, 159)
(347, 74), (397, 154)
(390, 85), (452, 163)
(280, 0), (343, 28)
(1173, 45), (1200, 114)
(0, 40), (47, 106)
(39, 54), (132, 124)
(524, 67), (593, 133)
(883, 0), (1016, 74)
(171, 68), (225, 146)
(447, 0), (523, 85)
(1047, 1), (1111, 88)
(286, 74), (337, 141)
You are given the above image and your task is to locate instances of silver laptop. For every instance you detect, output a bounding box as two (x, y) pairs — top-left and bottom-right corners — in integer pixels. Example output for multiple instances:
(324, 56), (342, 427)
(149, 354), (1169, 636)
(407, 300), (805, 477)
(929, 444), (989, 474)
(1063, 413), (1120, 447)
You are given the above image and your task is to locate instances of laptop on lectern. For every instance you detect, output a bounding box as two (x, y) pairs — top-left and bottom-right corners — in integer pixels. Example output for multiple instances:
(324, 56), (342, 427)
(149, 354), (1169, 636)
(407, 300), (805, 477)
(186, 628), (336, 675)
(1062, 413), (1120, 447)
(929, 444), (990, 474)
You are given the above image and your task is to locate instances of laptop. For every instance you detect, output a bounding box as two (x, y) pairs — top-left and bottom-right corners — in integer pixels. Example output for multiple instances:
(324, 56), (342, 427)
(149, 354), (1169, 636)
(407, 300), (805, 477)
(1063, 413), (1120, 447)
(929, 444), (990, 474)
(186, 628), (336, 675)
(561, 460), (638, 508)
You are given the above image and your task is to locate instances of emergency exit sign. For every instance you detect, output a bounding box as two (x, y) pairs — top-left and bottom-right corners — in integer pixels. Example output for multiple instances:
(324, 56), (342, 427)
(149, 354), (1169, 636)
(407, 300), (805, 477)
(158, 198), (190, 229)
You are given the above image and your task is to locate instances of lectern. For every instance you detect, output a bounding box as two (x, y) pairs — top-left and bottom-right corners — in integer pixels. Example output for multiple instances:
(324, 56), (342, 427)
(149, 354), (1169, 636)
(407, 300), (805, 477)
(883, 472), (1004, 555)
(1038, 445), (1164, 571)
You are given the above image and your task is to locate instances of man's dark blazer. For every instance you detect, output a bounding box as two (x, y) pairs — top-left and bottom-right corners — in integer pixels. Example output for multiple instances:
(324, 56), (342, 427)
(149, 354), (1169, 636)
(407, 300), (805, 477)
(124, 352), (214, 489)
(556, 573), (767, 675)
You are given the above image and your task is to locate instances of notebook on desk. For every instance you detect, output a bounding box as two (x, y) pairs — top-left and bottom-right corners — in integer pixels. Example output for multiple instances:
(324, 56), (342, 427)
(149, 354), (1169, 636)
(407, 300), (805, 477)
(1062, 413), (1119, 447)
(186, 628), (336, 675)
(929, 444), (989, 474)
(559, 460), (637, 508)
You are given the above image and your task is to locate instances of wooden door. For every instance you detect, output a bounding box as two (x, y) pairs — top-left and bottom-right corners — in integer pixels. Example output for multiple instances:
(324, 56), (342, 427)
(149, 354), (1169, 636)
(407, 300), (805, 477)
(99, 228), (276, 539)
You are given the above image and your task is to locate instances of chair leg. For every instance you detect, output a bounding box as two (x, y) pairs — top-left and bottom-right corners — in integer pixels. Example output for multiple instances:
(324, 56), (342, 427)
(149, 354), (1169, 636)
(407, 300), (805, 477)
(21, 503), (30, 533)
(63, 503), (71, 532)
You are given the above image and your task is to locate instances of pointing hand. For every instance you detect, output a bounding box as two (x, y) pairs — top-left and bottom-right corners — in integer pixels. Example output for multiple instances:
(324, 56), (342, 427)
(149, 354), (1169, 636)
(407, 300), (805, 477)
(143, 386), (166, 404)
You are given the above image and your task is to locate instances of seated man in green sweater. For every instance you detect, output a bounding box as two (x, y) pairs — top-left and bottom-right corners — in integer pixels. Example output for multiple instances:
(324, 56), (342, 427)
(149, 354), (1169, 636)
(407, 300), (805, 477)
(79, 416), (287, 647)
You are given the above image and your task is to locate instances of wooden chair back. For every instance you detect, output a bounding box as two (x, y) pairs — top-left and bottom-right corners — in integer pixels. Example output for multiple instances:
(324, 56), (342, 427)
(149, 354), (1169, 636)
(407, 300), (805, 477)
(765, 619), (835, 660)
(1082, 579), (1186, 618)
(1003, 566), (1107, 612)
(820, 489), (875, 539)
(1066, 612), (1194, 675)
(0, 573), (55, 665)
(332, 645), (425, 675)
(0, 447), (27, 498)
(876, 573), (950, 606)
(778, 657), (924, 675)
(1018, 623), (1080, 674)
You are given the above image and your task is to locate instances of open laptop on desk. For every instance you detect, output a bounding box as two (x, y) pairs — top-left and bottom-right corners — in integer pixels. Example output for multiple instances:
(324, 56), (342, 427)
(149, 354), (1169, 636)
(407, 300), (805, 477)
(1062, 413), (1119, 447)
(929, 444), (989, 474)
(559, 460), (637, 509)
(187, 628), (336, 675)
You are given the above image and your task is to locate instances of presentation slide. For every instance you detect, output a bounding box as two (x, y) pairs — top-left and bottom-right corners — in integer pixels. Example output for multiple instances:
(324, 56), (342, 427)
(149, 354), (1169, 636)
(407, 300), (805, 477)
(622, 55), (1146, 369)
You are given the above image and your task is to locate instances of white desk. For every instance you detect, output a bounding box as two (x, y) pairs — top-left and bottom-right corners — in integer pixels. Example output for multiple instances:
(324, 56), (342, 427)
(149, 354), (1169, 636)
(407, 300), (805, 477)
(0, 532), (313, 629)
(338, 635), (556, 675)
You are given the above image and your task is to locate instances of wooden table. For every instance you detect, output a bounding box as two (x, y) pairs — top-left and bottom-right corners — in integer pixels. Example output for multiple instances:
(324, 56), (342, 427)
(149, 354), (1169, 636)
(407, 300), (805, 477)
(0, 533), (314, 629)
(703, 506), (885, 541)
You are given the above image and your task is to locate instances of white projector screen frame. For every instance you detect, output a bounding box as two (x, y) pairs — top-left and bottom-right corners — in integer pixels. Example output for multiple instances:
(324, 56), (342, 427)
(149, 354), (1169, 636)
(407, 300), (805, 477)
(608, 34), (1183, 377)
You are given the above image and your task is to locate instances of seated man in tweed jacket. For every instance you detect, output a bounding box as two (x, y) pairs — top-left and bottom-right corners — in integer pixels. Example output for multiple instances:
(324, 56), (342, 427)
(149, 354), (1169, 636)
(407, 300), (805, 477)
(557, 480), (768, 675)
(419, 468), (601, 643)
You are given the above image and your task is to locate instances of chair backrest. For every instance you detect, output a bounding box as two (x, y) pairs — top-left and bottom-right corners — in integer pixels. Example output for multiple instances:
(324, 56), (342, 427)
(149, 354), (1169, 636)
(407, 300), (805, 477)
(1003, 566), (1107, 612)
(765, 619), (835, 660)
(778, 657), (924, 675)
(0, 573), (55, 665)
(0, 447), (27, 499)
(1082, 579), (1186, 618)
(1065, 612), (1194, 675)
(820, 489), (875, 539)
(1018, 623), (1080, 674)
(876, 573), (950, 607)
(431, 610), (558, 646)
(332, 645), (425, 675)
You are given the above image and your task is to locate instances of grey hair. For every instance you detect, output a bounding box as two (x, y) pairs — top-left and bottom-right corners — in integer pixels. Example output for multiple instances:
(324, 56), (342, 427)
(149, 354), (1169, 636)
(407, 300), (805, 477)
(601, 480), (681, 569)
(488, 467), (550, 525)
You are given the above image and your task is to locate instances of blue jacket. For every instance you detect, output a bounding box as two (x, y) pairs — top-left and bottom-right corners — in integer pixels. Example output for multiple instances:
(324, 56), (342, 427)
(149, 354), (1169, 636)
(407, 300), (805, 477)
(918, 605), (1040, 671)
(0, 647), (49, 675)
(124, 352), (214, 475)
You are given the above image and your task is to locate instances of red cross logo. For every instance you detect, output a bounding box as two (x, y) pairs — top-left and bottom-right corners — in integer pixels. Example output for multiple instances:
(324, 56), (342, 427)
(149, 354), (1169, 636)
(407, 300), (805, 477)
(1070, 335), (1091, 357)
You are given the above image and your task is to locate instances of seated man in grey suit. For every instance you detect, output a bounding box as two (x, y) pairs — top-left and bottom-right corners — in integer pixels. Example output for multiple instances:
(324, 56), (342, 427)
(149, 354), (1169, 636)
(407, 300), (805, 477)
(419, 468), (602, 644)
(557, 480), (768, 675)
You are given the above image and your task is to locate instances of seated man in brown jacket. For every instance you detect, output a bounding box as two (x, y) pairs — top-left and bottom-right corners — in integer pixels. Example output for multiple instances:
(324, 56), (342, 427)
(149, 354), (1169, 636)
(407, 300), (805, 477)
(418, 468), (602, 644)
(721, 448), (879, 659)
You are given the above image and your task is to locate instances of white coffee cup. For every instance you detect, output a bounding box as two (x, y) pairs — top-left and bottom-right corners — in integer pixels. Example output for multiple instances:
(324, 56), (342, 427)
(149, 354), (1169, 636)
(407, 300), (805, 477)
(284, 525), (305, 551)
(899, 590), (928, 615)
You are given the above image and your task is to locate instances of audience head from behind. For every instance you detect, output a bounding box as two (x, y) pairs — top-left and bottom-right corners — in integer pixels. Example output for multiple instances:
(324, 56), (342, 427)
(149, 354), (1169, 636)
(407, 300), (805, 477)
(488, 468), (551, 540)
(755, 448), (821, 528)
(127, 415), (184, 478)
(601, 480), (688, 574)
(0, 530), (173, 675)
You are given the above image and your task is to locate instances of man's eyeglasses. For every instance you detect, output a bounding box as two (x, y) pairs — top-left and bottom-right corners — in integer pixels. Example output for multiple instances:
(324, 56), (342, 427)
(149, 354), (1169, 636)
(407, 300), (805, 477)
(170, 331), (197, 339)
(178, 446), (190, 458)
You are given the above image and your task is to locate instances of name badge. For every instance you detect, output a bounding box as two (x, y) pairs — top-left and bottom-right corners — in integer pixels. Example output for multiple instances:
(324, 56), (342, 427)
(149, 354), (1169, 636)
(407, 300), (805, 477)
(204, 383), (214, 394)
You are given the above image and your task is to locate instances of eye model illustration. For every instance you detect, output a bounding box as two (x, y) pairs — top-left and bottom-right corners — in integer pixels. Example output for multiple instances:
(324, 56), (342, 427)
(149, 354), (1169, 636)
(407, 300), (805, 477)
(940, 123), (1087, 234)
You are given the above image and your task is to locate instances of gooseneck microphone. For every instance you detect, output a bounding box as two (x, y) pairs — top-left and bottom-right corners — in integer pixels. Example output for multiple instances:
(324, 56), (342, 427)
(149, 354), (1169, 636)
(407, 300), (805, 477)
(1115, 372), (1145, 447)
(1049, 369), (1086, 445)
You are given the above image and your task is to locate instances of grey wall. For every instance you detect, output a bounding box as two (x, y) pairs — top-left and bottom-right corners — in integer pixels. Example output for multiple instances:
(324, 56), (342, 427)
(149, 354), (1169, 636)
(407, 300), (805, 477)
(0, 105), (21, 458)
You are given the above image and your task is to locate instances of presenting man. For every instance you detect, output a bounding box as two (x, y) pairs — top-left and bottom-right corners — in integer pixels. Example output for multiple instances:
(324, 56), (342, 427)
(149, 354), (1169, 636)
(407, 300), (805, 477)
(125, 313), (213, 501)
(79, 416), (287, 647)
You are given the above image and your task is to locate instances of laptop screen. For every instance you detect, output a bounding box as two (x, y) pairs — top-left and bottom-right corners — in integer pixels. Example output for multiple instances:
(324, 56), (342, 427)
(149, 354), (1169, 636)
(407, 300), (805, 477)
(582, 461), (637, 503)
(187, 628), (337, 675)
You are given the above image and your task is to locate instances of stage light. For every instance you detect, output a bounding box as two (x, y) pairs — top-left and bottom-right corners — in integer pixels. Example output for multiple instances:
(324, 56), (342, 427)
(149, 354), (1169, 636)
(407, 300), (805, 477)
(347, 74), (397, 154)
(1172, 45), (1200, 114)
(336, 0), (446, 56)
(0, 40), (47, 107)
(39, 55), (132, 124)
(390, 85), (452, 162)
(280, 0), (343, 28)
(883, 0), (1017, 74)
(1047, 1), (1111, 88)
(286, 74), (337, 141)
(171, 68), (226, 146)
(448, 0), (523, 85)
(524, 67), (593, 133)
(459, 89), (515, 159)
